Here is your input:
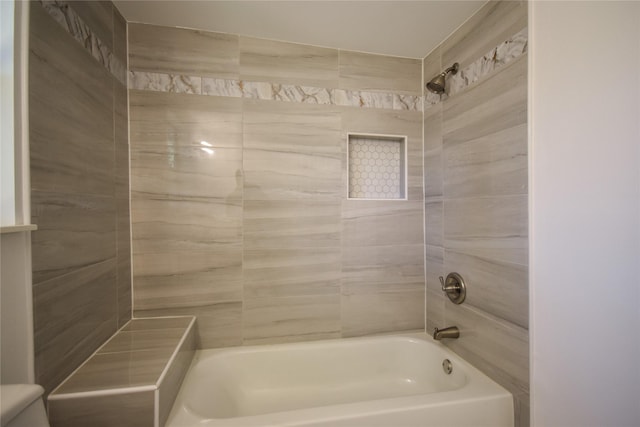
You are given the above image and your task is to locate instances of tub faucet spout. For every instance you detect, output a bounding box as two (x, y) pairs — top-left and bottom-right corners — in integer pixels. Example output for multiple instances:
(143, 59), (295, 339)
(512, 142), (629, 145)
(433, 326), (460, 340)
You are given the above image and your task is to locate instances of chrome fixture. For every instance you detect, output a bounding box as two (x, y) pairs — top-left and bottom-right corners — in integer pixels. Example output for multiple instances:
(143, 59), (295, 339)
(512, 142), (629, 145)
(442, 359), (453, 374)
(439, 272), (466, 304)
(433, 326), (460, 341)
(426, 62), (459, 94)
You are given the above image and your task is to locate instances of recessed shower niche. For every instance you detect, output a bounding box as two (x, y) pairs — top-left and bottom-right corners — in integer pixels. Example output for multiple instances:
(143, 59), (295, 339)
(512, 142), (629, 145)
(347, 133), (407, 200)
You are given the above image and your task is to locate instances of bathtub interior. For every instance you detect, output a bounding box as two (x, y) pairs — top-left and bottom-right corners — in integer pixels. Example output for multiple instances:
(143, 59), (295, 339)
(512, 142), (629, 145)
(180, 336), (469, 419)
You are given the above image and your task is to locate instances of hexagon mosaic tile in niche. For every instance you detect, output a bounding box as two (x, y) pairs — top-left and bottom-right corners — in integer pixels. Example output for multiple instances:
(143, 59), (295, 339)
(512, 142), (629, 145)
(348, 135), (406, 199)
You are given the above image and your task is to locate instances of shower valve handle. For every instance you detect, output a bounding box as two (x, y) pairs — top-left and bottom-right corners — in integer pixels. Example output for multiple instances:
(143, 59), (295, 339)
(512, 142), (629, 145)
(438, 273), (467, 305)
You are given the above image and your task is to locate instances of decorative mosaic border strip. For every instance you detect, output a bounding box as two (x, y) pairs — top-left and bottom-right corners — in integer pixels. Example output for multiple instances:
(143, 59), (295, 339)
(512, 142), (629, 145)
(425, 27), (528, 109)
(39, 0), (127, 86)
(128, 72), (423, 112)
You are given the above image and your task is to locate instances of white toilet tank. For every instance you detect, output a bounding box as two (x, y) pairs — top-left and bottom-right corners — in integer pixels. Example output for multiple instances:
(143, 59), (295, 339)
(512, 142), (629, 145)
(0, 384), (49, 427)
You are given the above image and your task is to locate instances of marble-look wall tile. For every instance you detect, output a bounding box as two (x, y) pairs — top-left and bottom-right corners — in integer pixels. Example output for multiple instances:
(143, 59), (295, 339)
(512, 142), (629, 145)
(30, 0), (130, 396)
(423, 104), (443, 198)
(135, 303), (243, 349)
(112, 5), (127, 64)
(243, 100), (342, 201)
(115, 82), (132, 326)
(130, 145), (242, 201)
(128, 24), (426, 348)
(424, 3), (529, 424)
(444, 124), (528, 198)
(48, 390), (155, 427)
(341, 289), (424, 337)
(243, 246), (340, 299)
(442, 0), (527, 71)
(445, 249), (528, 328)
(444, 301), (529, 399)
(426, 290), (445, 336)
(442, 56), (527, 145)
(31, 191), (116, 284)
(424, 198), (443, 247)
(30, 4), (114, 197)
(339, 50), (421, 94)
(70, 1), (113, 51)
(129, 71), (202, 94)
(444, 195), (528, 266)
(447, 28), (527, 97)
(158, 326), (196, 426)
(33, 260), (118, 395)
(244, 200), (340, 249)
(240, 36), (339, 88)
(243, 295), (341, 345)
(341, 244), (424, 293)
(132, 246), (243, 310)
(342, 200), (424, 247)
(129, 90), (243, 149)
(128, 23), (239, 78)
(39, 0), (125, 85)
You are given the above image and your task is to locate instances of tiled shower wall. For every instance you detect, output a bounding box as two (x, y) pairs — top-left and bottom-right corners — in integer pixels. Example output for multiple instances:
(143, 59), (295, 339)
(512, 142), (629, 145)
(29, 1), (131, 395)
(423, 1), (529, 426)
(128, 24), (424, 346)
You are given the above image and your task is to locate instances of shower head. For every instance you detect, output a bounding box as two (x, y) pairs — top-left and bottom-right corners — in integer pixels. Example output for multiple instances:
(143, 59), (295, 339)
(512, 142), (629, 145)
(426, 63), (459, 94)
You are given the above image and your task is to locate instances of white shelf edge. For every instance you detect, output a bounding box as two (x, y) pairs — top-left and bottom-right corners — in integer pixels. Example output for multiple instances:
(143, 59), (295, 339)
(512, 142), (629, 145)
(0, 224), (38, 234)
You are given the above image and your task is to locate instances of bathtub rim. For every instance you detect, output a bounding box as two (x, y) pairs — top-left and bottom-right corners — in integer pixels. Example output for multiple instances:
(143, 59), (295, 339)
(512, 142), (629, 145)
(167, 332), (513, 427)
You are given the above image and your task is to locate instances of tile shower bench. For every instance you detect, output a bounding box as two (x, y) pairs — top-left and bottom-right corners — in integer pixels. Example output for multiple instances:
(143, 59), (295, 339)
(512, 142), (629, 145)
(48, 316), (196, 427)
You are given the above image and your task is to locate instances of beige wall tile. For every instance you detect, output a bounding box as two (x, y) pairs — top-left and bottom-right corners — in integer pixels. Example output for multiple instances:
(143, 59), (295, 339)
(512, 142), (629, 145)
(132, 247), (243, 310)
(244, 200), (340, 249)
(30, 1), (129, 396)
(71, 1), (113, 50)
(444, 124), (528, 198)
(243, 100), (341, 201)
(444, 195), (528, 266)
(244, 247), (341, 298)
(158, 326), (196, 427)
(445, 249), (528, 328)
(128, 23), (239, 78)
(339, 51), (421, 94)
(424, 104), (443, 198)
(113, 5), (127, 64)
(425, 245), (444, 295)
(129, 90), (243, 149)
(426, 290), (445, 334)
(342, 244), (424, 293)
(48, 390), (155, 427)
(30, 4), (114, 197)
(423, 45), (442, 87)
(131, 198), (242, 252)
(33, 260), (118, 395)
(342, 200), (424, 247)
(240, 36), (339, 87)
(442, 55), (527, 143)
(442, 0), (527, 70)
(443, 302), (529, 399)
(134, 303), (243, 349)
(243, 295), (341, 344)
(425, 198), (443, 247)
(131, 146), (243, 200)
(341, 289), (424, 337)
(31, 191), (116, 284)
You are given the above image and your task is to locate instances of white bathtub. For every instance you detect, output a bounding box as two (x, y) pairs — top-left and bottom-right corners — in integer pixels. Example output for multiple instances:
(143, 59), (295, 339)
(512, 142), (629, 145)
(166, 333), (513, 427)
